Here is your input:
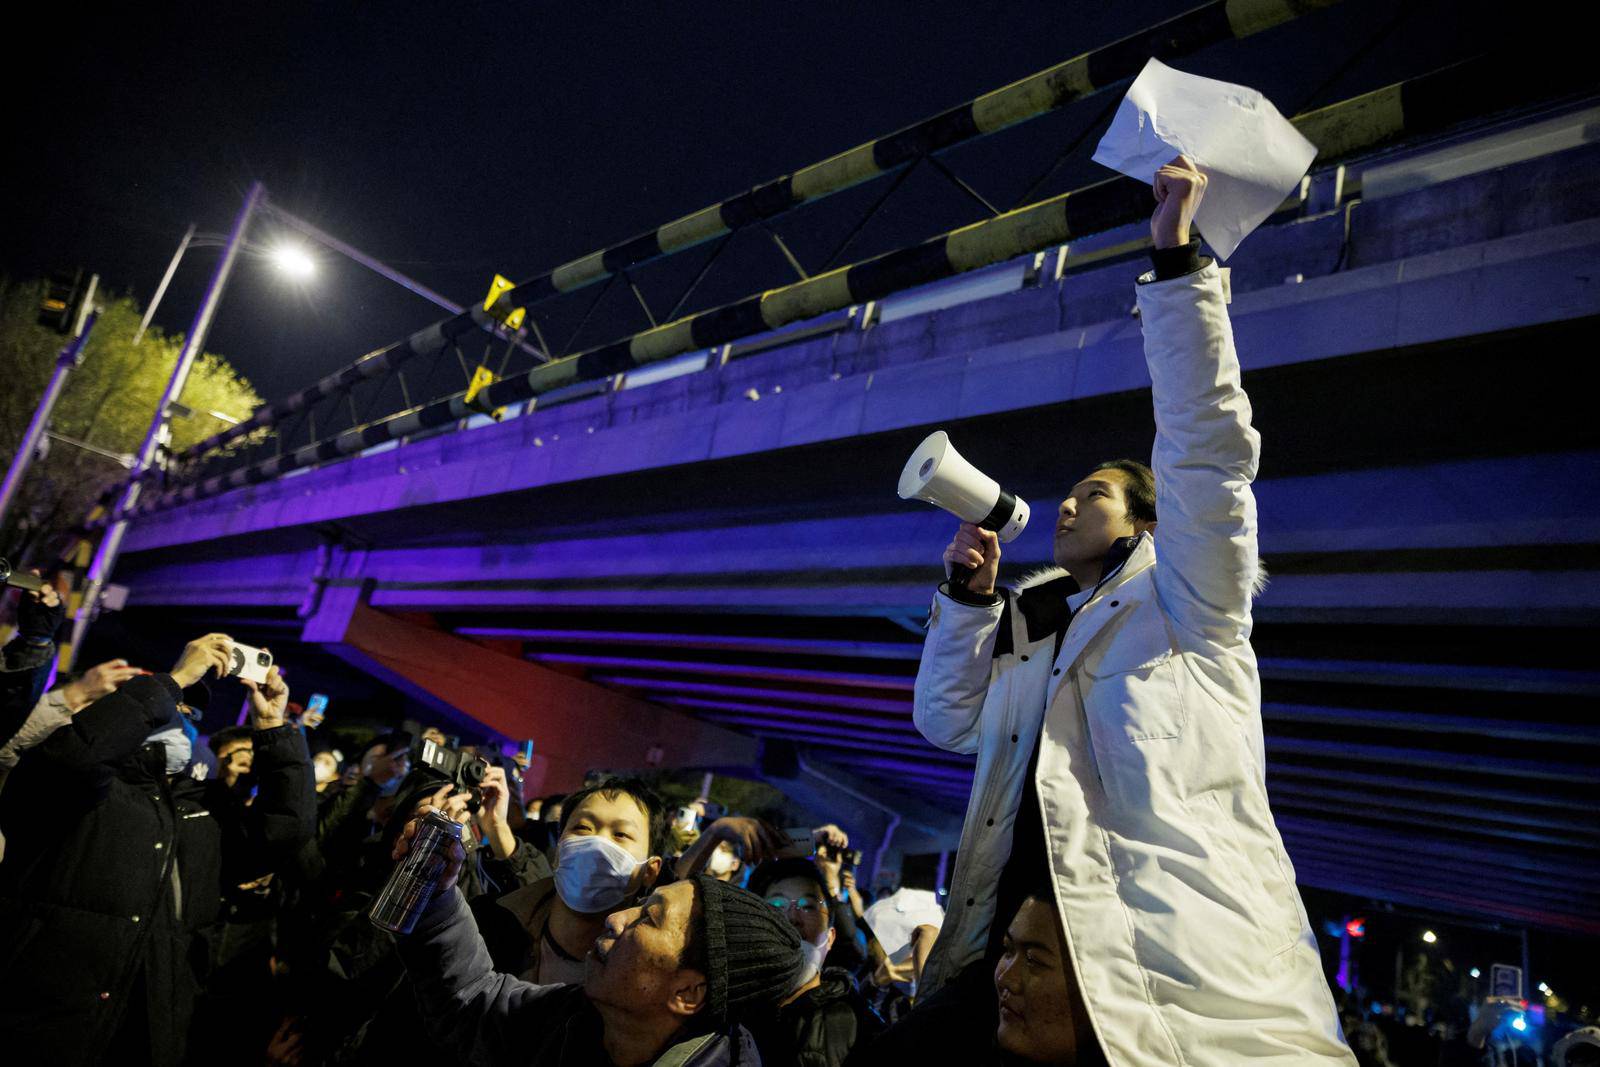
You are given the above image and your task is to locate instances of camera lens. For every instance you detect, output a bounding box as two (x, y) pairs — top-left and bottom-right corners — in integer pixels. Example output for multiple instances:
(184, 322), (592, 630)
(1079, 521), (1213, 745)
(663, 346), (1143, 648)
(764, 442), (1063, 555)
(256, 651), (271, 666)
(462, 759), (488, 786)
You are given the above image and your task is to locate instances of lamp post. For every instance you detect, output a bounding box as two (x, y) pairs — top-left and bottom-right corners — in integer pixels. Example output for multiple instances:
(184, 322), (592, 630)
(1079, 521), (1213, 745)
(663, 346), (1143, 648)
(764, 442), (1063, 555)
(65, 184), (479, 666)
(68, 181), (264, 665)
(0, 285), (100, 532)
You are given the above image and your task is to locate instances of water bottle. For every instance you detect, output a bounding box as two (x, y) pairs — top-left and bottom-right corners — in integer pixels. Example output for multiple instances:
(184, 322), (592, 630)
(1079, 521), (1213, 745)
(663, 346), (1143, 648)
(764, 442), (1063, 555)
(369, 809), (462, 934)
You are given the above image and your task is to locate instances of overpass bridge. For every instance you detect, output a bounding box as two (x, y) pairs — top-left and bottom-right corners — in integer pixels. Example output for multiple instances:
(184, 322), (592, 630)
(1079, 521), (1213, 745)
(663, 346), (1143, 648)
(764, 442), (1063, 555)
(86, 79), (1600, 931)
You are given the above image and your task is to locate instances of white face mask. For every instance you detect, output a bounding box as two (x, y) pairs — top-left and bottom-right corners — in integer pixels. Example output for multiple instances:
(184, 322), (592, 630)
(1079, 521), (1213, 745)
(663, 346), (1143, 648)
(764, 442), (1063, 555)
(794, 932), (830, 990)
(707, 845), (739, 877)
(147, 725), (192, 776)
(554, 834), (646, 913)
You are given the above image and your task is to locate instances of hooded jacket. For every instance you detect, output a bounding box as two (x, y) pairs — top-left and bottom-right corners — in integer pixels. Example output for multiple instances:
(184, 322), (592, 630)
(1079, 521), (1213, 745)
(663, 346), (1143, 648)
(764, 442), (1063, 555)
(913, 262), (1353, 1064)
(0, 673), (314, 1066)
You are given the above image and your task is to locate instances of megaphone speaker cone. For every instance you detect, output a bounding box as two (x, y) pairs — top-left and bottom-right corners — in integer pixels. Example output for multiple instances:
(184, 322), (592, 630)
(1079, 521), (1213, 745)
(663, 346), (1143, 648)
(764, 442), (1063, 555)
(897, 430), (1029, 542)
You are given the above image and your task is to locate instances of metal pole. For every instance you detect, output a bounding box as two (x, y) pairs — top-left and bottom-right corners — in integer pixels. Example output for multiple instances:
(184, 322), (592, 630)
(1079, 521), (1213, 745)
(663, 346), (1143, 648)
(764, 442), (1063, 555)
(69, 182), (263, 666)
(0, 302), (101, 529)
(133, 223), (196, 345)
(261, 200), (544, 365)
(1520, 927), (1531, 993)
(261, 201), (463, 315)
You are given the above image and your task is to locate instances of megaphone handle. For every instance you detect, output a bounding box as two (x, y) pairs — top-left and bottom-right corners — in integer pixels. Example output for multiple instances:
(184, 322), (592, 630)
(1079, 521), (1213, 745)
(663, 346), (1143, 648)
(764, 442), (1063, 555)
(947, 563), (978, 590)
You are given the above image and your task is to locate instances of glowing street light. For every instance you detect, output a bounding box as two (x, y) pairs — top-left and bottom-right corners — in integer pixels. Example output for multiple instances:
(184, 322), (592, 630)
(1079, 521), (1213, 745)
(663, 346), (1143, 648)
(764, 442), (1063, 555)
(271, 243), (316, 278)
(1421, 930), (1437, 944)
(1470, 967), (1481, 978)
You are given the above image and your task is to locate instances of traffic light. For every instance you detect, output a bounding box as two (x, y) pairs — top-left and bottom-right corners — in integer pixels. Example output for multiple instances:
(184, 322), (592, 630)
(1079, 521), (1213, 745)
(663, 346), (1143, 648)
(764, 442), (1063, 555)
(38, 269), (95, 335)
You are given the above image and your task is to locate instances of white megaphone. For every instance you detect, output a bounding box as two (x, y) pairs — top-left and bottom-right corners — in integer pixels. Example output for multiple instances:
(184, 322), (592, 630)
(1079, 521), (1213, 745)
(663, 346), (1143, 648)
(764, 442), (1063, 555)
(898, 430), (1029, 589)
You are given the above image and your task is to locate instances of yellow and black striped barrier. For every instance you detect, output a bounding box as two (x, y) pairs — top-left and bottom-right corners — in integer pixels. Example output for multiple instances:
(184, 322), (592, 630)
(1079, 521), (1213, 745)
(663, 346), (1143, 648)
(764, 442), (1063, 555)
(144, 48), (1594, 515)
(167, 0), (1342, 473)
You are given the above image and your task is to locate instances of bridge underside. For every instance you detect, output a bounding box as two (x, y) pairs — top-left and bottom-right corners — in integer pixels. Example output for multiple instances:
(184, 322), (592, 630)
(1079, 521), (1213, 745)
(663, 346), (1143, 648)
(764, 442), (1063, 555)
(106, 140), (1600, 934)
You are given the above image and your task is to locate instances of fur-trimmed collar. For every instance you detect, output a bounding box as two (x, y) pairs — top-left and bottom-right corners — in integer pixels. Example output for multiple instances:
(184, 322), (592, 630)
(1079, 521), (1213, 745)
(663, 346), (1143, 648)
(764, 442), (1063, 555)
(1002, 535), (1144, 647)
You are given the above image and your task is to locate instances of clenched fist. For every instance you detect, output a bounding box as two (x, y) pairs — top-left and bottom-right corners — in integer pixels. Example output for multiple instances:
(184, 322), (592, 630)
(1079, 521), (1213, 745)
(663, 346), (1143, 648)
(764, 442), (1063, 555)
(943, 522), (1000, 596)
(1151, 155), (1208, 250)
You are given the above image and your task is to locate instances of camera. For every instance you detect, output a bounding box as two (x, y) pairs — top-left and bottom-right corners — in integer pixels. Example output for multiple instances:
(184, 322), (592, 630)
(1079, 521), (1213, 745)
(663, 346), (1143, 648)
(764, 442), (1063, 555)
(225, 642), (274, 685)
(415, 737), (490, 795)
(823, 843), (864, 870)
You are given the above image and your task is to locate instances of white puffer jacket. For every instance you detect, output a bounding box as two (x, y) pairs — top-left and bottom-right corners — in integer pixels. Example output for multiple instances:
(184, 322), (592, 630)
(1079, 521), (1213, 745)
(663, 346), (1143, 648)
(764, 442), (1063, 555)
(913, 262), (1353, 1064)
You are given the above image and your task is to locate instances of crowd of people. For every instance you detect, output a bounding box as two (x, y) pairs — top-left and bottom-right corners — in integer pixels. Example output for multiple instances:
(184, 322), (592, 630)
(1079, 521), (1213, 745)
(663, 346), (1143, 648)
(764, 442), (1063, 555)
(0, 598), (952, 1066)
(6, 157), (1588, 1067)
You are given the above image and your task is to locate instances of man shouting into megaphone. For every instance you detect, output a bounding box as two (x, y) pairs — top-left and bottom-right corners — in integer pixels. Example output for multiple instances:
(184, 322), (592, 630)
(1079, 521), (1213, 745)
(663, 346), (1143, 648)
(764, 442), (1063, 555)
(879, 157), (1354, 1065)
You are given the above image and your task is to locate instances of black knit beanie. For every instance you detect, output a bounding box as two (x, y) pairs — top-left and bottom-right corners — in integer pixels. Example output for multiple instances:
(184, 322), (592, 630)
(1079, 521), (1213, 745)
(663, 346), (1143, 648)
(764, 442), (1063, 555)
(692, 874), (803, 1024)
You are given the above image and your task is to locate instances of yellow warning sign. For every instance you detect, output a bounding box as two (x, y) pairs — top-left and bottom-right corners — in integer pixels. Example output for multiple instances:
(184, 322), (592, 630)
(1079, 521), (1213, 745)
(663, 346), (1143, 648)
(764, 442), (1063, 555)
(465, 364), (506, 421)
(483, 274), (516, 312)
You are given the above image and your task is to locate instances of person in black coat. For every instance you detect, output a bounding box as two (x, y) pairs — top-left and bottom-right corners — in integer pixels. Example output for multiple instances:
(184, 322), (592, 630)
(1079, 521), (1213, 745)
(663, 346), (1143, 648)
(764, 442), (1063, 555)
(746, 857), (885, 1067)
(0, 632), (315, 1067)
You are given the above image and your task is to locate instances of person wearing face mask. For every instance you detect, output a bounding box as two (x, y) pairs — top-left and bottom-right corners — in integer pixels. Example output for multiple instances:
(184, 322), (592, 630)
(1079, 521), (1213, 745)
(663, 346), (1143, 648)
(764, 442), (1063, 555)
(743, 857), (884, 1067)
(0, 632), (314, 1067)
(311, 748), (340, 793)
(471, 775), (668, 986)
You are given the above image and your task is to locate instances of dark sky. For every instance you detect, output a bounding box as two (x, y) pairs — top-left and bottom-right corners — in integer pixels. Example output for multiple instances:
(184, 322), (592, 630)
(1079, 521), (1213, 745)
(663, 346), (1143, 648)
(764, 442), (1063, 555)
(5, 0), (1510, 406)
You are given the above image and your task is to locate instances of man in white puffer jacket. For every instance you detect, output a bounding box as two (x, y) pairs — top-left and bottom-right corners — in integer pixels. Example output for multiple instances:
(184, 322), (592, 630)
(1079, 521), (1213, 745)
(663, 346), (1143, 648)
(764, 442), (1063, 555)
(906, 158), (1354, 1065)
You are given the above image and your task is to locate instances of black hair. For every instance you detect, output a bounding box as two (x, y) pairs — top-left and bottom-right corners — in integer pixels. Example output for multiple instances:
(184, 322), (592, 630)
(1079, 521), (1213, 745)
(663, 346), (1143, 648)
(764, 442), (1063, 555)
(209, 725), (253, 751)
(1090, 458), (1157, 524)
(747, 857), (829, 915)
(557, 776), (669, 857)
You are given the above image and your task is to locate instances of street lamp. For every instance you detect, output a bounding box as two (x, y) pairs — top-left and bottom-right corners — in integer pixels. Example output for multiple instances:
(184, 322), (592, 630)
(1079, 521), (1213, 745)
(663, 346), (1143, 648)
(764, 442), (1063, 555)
(1421, 930), (1437, 944)
(270, 242), (316, 279)
(67, 183), (483, 668)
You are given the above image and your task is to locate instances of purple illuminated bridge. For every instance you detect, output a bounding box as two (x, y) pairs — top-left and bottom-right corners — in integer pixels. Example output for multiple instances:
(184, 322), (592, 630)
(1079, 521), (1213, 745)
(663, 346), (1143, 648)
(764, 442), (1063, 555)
(105, 131), (1600, 929)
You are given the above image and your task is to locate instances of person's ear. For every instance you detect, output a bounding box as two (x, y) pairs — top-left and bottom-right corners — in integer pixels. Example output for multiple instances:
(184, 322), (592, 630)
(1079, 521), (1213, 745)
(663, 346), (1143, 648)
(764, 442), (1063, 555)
(825, 925), (837, 952)
(641, 855), (664, 888)
(667, 969), (708, 1019)
(1136, 519), (1157, 537)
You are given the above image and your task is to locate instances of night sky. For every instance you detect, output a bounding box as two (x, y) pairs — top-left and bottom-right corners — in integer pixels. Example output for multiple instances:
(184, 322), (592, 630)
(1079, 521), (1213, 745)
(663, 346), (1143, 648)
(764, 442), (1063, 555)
(3, 0), (1515, 406)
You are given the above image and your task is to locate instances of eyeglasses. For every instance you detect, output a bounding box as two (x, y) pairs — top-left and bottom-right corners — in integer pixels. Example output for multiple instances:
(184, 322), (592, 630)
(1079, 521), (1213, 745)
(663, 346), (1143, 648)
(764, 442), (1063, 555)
(765, 895), (824, 915)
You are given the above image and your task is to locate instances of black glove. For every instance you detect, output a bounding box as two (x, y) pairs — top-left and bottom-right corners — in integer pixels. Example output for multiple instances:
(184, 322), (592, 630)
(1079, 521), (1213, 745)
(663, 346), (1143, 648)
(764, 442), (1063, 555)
(16, 591), (65, 645)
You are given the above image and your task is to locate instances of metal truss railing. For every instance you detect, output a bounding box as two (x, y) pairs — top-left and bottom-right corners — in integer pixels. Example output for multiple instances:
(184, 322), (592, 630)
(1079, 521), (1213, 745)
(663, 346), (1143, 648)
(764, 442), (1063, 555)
(159, 0), (1346, 473)
(135, 38), (1594, 517)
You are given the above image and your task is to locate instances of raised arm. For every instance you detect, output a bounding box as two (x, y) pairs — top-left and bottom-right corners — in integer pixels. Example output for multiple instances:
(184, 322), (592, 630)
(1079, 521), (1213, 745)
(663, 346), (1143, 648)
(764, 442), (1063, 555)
(390, 798), (571, 1061)
(913, 524), (1007, 755)
(236, 665), (315, 853)
(1137, 157), (1262, 646)
(400, 887), (574, 1059)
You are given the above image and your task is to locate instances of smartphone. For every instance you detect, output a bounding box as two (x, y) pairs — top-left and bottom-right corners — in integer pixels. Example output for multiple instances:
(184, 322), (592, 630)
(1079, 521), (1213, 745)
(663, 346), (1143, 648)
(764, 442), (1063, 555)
(1491, 963), (1523, 1000)
(302, 693), (329, 727)
(517, 739), (535, 765)
(227, 642), (274, 685)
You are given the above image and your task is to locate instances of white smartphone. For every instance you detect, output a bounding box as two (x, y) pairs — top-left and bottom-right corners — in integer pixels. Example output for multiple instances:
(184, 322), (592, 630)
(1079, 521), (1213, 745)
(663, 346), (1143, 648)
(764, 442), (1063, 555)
(228, 642), (274, 685)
